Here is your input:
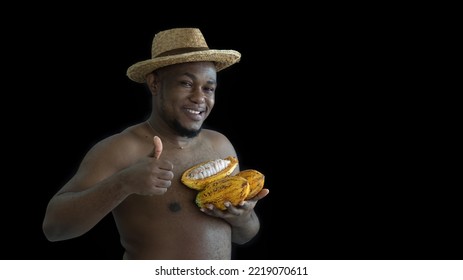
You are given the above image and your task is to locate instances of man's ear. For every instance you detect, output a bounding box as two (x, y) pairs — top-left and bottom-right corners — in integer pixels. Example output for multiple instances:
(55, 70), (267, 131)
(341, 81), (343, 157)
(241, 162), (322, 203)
(146, 72), (158, 95)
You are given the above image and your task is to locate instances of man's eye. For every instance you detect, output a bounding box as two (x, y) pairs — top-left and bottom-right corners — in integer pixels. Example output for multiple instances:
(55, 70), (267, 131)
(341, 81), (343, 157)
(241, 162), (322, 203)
(180, 81), (192, 87)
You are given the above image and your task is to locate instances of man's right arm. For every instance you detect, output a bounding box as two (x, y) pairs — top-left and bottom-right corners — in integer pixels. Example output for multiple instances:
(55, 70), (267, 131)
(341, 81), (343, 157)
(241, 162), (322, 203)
(42, 134), (173, 241)
(42, 137), (133, 241)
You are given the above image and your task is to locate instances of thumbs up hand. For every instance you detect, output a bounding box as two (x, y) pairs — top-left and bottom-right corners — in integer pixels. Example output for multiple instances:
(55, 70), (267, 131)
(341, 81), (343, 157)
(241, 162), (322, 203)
(123, 136), (174, 196)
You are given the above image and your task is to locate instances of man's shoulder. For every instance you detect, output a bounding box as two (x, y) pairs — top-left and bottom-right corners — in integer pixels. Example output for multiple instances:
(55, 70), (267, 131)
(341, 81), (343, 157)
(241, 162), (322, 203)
(200, 128), (235, 156)
(201, 128), (227, 139)
(92, 123), (145, 150)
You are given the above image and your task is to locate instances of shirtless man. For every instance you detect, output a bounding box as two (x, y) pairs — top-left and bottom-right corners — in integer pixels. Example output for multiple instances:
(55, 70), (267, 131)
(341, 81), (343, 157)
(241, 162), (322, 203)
(42, 28), (269, 259)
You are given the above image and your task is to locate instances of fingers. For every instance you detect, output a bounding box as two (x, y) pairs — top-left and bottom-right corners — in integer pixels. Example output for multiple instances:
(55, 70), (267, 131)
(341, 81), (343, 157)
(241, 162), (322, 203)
(201, 189), (270, 213)
(254, 188), (270, 200)
(153, 179), (172, 189)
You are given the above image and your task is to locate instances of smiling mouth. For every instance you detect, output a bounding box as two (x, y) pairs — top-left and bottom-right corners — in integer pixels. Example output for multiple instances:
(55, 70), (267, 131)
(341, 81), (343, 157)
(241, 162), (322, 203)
(186, 108), (204, 115)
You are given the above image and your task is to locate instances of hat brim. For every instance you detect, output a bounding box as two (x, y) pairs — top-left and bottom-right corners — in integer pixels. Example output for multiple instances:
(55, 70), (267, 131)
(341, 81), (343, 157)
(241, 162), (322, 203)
(126, 49), (241, 83)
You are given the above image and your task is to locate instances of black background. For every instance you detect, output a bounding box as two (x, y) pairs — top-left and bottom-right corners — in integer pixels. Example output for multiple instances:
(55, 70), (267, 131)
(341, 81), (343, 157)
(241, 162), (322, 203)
(2, 4), (461, 260)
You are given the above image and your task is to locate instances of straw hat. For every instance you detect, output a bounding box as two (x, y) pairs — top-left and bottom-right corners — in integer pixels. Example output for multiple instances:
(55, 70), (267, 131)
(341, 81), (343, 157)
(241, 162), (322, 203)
(127, 28), (241, 83)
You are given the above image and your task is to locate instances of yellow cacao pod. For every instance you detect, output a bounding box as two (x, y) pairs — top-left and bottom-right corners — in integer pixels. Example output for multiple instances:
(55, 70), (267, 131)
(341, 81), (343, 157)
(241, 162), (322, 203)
(181, 156), (238, 191)
(236, 169), (265, 199)
(196, 176), (250, 210)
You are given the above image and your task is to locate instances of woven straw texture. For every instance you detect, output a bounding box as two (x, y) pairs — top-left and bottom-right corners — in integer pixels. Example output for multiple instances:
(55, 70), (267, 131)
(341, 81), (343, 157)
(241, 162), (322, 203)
(127, 28), (241, 83)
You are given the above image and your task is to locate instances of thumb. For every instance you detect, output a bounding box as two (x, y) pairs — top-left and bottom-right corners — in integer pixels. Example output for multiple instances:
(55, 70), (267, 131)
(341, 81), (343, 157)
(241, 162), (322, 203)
(150, 136), (163, 159)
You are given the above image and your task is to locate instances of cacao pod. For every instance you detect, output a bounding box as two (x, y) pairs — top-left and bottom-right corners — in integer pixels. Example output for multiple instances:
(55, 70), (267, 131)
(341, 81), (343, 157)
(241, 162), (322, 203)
(196, 176), (250, 210)
(236, 169), (265, 199)
(181, 156), (238, 191)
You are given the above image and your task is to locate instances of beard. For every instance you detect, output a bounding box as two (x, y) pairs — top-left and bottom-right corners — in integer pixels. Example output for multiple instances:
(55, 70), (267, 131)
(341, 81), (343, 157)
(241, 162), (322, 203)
(171, 119), (201, 138)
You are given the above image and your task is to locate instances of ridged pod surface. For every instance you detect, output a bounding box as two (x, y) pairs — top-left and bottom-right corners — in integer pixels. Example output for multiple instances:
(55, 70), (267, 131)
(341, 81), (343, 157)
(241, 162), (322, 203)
(195, 176), (250, 210)
(181, 156), (238, 191)
(236, 169), (265, 199)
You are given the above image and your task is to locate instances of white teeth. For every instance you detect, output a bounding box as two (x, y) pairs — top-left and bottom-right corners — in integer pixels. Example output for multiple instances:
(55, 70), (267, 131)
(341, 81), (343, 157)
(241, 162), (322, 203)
(189, 159), (231, 179)
(186, 109), (200, 114)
